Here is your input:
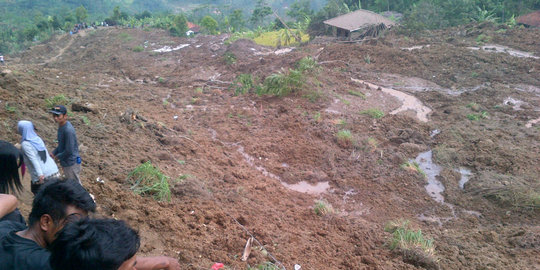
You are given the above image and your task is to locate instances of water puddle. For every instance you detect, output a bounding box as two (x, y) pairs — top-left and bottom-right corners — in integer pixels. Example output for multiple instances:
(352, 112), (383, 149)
(413, 151), (481, 225)
(351, 78), (431, 122)
(458, 168), (472, 189)
(153, 44), (190, 53)
(208, 129), (329, 195)
(526, 117), (540, 128)
(414, 151), (445, 203)
(467, 44), (539, 59)
(503, 97), (525, 110)
(401, 45), (430, 51)
(274, 48), (294, 55)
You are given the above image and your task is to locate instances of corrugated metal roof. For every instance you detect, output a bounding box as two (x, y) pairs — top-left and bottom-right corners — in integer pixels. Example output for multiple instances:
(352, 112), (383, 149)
(517, 10), (540, 27)
(324, 9), (396, 31)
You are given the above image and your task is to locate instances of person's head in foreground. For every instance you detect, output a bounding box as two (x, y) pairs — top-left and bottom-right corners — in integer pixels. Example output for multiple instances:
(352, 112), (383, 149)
(28, 178), (96, 246)
(50, 218), (140, 270)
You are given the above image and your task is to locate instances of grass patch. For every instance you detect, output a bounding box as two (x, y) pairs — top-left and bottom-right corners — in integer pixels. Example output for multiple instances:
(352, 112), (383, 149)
(80, 116), (90, 126)
(45, 94), (69, 109)
(482, 186), (540, 210)
(348, 90), (366, 99)
(336, 129), (354, 148)
(401, 161), (425, 177)
(132, 45), (144, 52)
(248, 262), (280, 270)
(4, 102), (17, 113)
(313, 112), (321, 122)
(467, 111), (488, 121)
(118, 32), (133, 42)
(360, 108), (384, 119)
(128, 161), (171, 202)
(476, 33), (492, 44)
(313, 200), (334, 216)
(384, 220), (436, 268)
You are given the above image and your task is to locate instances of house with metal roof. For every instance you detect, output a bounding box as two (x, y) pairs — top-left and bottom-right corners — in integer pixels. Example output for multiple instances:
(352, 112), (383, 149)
(324, 9), (396, 41)
(517, 10), (540, 27)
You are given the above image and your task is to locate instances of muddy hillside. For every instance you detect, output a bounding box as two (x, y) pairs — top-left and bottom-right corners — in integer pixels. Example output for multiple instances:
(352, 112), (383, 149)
(1, 23), (539, 269)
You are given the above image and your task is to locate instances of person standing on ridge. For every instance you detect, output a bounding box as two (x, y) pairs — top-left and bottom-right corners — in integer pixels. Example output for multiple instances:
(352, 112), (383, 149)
(17, 120), (60, 194)
(49, 105), (82, 185)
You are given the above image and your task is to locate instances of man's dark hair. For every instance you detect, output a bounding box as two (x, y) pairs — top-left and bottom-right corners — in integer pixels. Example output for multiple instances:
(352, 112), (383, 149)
(0, 140), (23, 194)
(50, 218), (140, 270)
(28, 179), (96, 226)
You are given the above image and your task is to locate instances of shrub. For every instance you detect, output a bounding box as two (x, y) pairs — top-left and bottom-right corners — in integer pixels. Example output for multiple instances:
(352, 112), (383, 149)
(360, 108), (384, 119)
(128, 161), (171, 202)
(223, 52), (237, 65)
(296, 56), (318, 73)
(45, 94), (69, 109)
(314, 200), (334, 216)
(257, 69), (304, 97)
(132, 45), (144, 52)
(232, 74), (254, 95)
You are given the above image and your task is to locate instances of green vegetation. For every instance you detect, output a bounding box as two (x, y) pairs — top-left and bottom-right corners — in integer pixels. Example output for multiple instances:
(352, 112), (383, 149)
(232, 74), (254, 96)
(476, 34), (492, 44)
(313, 112), (321, 122)
(4, 102), (17, 113)
(314, 200), (334, 216)
(132, 45), (144, 52)
(118, 32), (132, 41)
(482, 185), (540, 210)
(401, 161), (425, 177)
(1, 1), (538, 55)
(360, 108), (384, 119)
(384, 220), (435, 259)
(348, 90), (366, 99)
(467, 111), (489, 121)
(80, 115), (90, 125)
(223, 52), (237, 65)
(45, 94), (69, 109)
(248, 262), (280, 270)
(128, 161), (171, 202)
(336, 129), (354, 147)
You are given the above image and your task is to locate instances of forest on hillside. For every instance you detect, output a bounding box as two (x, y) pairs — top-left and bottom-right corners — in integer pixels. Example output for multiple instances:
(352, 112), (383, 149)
(1, 0), (539, 54)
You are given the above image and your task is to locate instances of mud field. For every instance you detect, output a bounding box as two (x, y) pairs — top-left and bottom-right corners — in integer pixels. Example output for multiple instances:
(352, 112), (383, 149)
(1, 22), (539, 269)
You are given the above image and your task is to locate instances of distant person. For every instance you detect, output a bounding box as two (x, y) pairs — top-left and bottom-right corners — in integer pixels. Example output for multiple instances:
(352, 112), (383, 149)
(17, 120), (60, 194)
(50, 218), (181, 270)
(0, 54), (4, 65)
(0, 140), (26, 224)
(0, 179), (95, 270)
(49, 105), (82, 185)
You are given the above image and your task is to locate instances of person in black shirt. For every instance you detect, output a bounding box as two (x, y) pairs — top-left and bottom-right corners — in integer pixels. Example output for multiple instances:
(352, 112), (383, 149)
(0, 179), (96, 270)
(0, 140), (26, 224)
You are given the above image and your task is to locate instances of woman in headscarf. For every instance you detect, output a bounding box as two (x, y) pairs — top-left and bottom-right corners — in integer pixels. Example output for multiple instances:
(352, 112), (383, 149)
(17, 120), (60, 195)
(0, 140), (26, 224)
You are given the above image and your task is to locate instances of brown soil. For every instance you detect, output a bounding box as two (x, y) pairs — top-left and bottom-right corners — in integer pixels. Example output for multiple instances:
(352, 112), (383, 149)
(1, 24), (539, 269)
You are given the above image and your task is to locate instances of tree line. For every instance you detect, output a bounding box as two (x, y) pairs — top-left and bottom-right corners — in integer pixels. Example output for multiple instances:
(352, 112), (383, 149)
(1, 0), (539, 54)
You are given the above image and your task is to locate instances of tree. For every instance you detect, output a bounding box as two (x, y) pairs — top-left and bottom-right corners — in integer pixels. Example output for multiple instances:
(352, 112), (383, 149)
(287, 0), (314, 21)
(200, 16), (218, 34)
(229, 9), (245, 31)
(250, 0), (272, 26)
(170, 14), (188, 37)
(75, 5), (88, 23)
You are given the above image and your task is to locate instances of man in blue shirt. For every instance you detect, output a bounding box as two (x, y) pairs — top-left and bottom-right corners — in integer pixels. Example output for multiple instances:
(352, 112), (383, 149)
(49, 105), (82, 185)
